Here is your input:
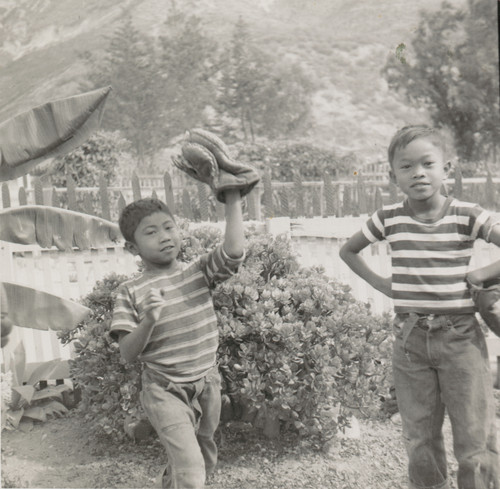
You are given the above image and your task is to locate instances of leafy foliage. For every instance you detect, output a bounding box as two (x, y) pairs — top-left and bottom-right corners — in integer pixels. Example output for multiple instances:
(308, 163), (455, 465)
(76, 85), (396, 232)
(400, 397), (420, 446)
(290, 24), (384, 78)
(49, 131), (130, 188)
(230, 140), (352, 181)
(217, 18), (314, 141)
(66, 226), (392, 444)
(2, 342), (71, 431)
(383, 0), (499, 170)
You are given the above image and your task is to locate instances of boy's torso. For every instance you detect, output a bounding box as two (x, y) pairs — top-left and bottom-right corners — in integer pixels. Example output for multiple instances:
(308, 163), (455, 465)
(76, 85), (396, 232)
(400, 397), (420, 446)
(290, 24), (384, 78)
(124, 260), (219, 382)
(364, 197), (492, 315)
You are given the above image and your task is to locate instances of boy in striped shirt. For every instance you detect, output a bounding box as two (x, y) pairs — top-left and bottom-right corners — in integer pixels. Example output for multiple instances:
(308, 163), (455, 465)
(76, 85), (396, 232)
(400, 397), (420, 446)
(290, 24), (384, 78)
(340, 126), (499, 489)
(110, 192), (245, 488)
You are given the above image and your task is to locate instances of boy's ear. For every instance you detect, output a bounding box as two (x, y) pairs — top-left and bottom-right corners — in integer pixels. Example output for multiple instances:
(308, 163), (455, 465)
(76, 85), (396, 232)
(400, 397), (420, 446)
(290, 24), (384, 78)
(125, 240), (139, 256)
(443, 160), (452, 176)
(389, 169), (397, 185)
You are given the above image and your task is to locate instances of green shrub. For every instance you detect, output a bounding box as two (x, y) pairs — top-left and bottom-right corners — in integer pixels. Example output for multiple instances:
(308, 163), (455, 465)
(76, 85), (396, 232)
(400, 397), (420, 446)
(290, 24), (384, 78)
(66, 225), (392, 444)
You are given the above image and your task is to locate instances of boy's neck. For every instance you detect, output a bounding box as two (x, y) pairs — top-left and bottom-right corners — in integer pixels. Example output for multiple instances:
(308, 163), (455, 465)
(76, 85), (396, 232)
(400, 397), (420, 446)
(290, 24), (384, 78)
(143, 259), (181, 274)
(406, 193), (448, 220)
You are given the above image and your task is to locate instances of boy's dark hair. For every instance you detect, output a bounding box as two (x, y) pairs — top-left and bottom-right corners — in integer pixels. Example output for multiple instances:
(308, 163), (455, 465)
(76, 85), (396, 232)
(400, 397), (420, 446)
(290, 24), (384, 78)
(388, 125), (446, 166)
(118, 198), (174, 242)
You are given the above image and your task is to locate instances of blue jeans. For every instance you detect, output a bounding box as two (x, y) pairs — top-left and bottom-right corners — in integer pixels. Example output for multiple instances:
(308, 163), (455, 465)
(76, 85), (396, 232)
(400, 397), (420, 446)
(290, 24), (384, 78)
(393, 313), (498, 489)
(141, 366), (222, 489)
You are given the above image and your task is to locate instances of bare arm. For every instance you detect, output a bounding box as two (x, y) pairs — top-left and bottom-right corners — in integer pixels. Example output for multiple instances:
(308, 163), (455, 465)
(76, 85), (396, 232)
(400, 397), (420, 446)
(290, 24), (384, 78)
(467, 225), (500, 285)
(118, 288), (164, 362)
(222, 189), (245, 259)
(339, 231), (392, 298)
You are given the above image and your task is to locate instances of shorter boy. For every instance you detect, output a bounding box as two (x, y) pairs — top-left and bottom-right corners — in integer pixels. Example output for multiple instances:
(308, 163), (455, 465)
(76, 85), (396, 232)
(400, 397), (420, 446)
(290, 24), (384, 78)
(340, 125), (499, 489)
(110, 193), (245, 489)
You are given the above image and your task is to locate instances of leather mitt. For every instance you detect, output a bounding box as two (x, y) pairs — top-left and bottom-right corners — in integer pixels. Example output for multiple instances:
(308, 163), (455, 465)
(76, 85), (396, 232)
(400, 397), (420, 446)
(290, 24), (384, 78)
(470, 279), (500, 337)
(172, 129), (260, 203)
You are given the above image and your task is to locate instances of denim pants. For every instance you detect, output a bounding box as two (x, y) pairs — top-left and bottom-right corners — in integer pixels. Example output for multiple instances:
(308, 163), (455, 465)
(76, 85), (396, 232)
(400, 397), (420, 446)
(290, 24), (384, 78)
(393, 313), (499, 489)
(141, 366), (222, 489)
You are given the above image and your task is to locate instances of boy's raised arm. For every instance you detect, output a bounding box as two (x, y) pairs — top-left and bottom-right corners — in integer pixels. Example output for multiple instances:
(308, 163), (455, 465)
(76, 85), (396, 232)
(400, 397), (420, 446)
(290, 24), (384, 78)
(340, 231), (392, 298)
(222, 189), (245, 259)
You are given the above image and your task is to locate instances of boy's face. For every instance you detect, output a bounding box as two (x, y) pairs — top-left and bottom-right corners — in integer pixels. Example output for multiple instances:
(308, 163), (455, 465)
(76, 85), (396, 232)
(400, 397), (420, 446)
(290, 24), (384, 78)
(126, 211), (181, 271)
(389, 137), (450, 203)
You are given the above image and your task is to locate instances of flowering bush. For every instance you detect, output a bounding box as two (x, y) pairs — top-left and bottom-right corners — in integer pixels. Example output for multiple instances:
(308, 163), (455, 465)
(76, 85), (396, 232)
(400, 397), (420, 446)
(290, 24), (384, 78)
(65, 225), (393, 443)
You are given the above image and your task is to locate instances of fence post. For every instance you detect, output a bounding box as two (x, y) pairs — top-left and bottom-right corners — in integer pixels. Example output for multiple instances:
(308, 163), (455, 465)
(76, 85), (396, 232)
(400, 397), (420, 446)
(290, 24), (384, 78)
(34, 177), (44, 205)
(182, 188), (193, 219)
(279, 189), (289, 217)
(2, 183), (10, 208)
(163, 171), (175, 212)
(247, 188), (258, 220)
(262, 171), (274, 218)
(293, 171), (305, 218)
(66, 174), (78, 211)
(485, 171), (496, 209)
(18, 186), (27, 206)
(357, 173), (367, 215)
(215, 201), (225, 222)
(389, 181), (398, 204)
(342, 185), (352, 216)
(375, 187), (383, 210)
(52, 187), (60, 208)
(312, 191), (321, 217)
(453, 165), (463, 199)
(323, 172), (335, 217)
(132, 173), (141, 201)
(197, 183), (209, 222)
(99, 175), (111, 220)
(118, 192), (127, 214)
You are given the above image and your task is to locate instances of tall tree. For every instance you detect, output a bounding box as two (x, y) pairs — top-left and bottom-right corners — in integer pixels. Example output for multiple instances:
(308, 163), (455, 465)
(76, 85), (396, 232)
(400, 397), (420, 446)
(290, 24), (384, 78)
(383, 0), (499, 170)
(81, 17), (164, 169)
(157, 7), (219, 139)
(217, 18), (313, 141)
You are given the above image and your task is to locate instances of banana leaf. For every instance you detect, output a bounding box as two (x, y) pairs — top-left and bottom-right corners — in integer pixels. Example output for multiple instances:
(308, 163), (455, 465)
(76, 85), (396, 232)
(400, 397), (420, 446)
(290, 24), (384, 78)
(0, 205), (121, 251)
(1, 281), (91, 331)
(0, 86), (111, 182)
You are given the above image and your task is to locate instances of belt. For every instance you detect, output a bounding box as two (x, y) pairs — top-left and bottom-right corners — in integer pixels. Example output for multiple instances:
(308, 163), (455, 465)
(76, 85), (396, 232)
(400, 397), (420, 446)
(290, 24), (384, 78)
(414, 314), (453, 331)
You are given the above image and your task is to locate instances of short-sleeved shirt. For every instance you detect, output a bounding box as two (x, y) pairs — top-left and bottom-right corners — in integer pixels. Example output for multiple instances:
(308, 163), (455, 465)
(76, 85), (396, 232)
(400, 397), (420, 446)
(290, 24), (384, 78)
(361, 197), (499, 314)
(110, 244), (244, 382)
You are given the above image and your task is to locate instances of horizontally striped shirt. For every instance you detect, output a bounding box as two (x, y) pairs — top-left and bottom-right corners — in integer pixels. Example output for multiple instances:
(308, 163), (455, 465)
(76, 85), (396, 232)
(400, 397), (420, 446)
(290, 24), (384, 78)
(110, 245), (244, 382)
(361, 197), (499, 314)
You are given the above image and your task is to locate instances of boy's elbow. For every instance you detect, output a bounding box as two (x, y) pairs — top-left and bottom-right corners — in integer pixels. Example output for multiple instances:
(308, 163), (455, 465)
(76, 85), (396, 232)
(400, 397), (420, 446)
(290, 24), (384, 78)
(339, 244), (350, 263)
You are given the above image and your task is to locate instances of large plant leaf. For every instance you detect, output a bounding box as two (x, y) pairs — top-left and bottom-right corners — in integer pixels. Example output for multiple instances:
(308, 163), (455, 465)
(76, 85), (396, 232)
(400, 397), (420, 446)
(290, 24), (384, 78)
(9, 341), (26, 388)
(0, 206), (121, 251)
(0, 86), (112, 182)
(31, 383), (71, 402)
(26, 359), (63, 386)
(1, 282), (91, 331)
(12, 385), (35, 405)
(23, 400), (68, 422)
(6, 408), (24, 429)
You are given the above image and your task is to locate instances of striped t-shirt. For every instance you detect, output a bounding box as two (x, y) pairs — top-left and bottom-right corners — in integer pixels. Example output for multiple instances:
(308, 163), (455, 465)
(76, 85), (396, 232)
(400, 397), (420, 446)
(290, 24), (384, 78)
(110, 244), (244, 382)
(361, 197), (498, 314)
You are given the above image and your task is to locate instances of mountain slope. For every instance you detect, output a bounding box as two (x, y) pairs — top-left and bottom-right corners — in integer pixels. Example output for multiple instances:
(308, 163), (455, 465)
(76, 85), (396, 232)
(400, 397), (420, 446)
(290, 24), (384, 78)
(0, 0), (472, 161)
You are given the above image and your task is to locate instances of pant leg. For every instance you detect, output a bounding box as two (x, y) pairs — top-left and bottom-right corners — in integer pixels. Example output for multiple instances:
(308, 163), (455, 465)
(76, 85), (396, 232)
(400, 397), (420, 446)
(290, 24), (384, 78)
(141, 372), (205, 489)
(392, 315), (449, 489)
(196, 368), (222, 477)
(437, 315), (499, 489)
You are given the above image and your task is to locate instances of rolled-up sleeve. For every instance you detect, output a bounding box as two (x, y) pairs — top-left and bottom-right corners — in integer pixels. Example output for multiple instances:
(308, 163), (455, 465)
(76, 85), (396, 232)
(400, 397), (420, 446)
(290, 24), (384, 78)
(199, 244), (245, 288)
(109, 284), (139, 341)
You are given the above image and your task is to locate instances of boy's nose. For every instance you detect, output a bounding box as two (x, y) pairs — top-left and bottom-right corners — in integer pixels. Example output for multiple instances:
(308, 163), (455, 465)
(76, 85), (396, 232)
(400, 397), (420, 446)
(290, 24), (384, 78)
(412, 166), (425, 178)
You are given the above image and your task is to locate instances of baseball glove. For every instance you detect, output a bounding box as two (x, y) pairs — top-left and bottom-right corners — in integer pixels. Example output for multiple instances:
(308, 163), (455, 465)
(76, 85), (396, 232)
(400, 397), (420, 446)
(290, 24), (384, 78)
(470, 278), (500, 337)
(171, 129), (260, 203)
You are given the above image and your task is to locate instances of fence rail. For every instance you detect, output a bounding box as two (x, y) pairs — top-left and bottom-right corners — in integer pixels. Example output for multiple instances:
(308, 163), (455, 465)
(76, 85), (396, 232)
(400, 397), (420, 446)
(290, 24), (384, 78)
(3, 169), (500, 224)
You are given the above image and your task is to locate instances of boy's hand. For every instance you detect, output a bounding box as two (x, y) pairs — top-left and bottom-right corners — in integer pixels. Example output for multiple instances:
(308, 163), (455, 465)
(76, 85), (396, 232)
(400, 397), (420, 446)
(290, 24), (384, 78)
(143, 288), (165, 323)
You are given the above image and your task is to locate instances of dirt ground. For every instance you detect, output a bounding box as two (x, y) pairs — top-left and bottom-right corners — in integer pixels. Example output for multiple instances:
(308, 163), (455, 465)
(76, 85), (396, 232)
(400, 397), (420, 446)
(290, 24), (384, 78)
(4, 401), (499, 489)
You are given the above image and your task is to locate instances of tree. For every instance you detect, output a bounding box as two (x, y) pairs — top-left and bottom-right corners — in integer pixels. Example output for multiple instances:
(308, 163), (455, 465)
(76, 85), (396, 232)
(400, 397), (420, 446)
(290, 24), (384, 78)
(157, 7), (219, 139)
(217, 18), (313, 141)
(383, 0), (499, 170)
(81, 17), (164, 169)
(50, 131), (131, 188)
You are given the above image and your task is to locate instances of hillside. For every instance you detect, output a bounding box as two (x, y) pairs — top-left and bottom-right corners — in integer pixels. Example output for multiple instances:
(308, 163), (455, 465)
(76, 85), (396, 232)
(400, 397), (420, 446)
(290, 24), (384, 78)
(0, 0), (471, 163)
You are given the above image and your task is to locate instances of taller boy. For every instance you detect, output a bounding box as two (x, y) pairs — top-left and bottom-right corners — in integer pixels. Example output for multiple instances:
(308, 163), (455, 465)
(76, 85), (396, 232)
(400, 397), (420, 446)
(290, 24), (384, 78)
(341, 125), (499, 489)
(110, 130), (259, 489)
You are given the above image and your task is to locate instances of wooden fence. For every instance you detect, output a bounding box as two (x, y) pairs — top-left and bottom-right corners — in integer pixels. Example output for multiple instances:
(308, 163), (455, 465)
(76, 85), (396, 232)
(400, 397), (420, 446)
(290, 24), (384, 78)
(3, 169), (500, 222)
(3, 215), (500, 378)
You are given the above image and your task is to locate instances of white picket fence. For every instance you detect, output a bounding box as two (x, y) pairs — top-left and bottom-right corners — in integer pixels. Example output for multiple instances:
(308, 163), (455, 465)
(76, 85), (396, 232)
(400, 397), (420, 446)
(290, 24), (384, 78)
(2, 215), (500, 377)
